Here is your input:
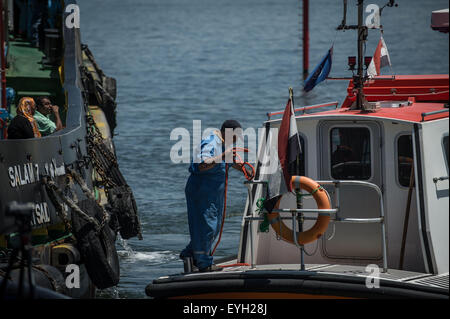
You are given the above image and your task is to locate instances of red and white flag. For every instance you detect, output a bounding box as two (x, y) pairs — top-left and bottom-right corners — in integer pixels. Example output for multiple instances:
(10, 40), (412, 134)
(277, 96), (302, 192)
(367, 35), (391, 78)
(262, 93), (303, 213)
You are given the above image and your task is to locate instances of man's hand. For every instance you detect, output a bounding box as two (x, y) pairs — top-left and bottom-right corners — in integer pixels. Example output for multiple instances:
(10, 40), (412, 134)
(232, 162), (254, 180)
(232, 163), (243, 170)
(50, 104), (63, 131)
(50, 104), (59, 114)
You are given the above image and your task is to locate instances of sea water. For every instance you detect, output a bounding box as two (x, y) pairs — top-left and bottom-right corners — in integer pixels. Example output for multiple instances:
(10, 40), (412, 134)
(77, 0), (449, 298)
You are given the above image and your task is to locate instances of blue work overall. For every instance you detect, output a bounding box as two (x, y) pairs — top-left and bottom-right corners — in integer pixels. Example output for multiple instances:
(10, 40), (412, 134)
(180, 132), (226, 269)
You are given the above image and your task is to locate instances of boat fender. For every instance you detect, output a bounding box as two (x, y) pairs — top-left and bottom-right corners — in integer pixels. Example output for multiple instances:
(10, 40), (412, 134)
(51, 244), (81, 269)
(72, 199), (120, 289)
(103, 76), (117, 101)
(267, 176), (331, 245)
(107, 185), (142, 240)
(9, 264), (68, 295)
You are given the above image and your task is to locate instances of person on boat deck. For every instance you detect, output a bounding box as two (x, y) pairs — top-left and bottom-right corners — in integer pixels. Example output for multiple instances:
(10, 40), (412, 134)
(34, 97), (63, 136)
(180, 120), (245, 272)
(7, 97), (41, 139)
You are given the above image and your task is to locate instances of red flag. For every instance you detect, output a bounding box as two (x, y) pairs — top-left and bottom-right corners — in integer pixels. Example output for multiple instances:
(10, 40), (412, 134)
(278, 97), (302, 192)
(367, 35), (391, 77)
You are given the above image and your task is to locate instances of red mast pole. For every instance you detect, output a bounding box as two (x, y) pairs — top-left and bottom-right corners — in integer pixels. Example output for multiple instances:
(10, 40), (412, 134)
(0, 0), (6, 110)
(302, 0), (309, 80)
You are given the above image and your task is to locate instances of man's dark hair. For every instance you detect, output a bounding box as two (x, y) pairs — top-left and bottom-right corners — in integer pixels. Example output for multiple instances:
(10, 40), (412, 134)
(221, 120), (242, 133)
(35, 96), (49, 109)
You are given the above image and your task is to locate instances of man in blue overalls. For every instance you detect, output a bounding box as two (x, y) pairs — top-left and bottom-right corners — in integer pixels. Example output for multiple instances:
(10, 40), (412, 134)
(180, 120), (243, 272)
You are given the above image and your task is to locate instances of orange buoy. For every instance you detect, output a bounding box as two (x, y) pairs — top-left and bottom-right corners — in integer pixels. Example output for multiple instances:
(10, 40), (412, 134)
(267, 176), (331, 245)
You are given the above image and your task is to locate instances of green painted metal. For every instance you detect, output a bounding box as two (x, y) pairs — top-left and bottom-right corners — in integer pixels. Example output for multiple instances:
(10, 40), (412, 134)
(6, 39), (66, 121)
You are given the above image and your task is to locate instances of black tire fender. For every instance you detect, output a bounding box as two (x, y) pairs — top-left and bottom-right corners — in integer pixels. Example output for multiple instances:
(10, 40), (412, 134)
(72, 199), (120, 289)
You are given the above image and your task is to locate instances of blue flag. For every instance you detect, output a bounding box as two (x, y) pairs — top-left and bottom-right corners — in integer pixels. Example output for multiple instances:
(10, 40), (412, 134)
(303, 47), (333, 92)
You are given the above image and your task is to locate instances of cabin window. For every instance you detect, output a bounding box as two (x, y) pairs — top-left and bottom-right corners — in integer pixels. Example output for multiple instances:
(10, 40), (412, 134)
(397, 135), (414, 187)
(288, 135), (306, 176)
(330, 127), (371, 180)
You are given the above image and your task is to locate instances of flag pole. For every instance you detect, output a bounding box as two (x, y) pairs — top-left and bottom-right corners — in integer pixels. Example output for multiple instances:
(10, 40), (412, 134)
(289, 87), (294, 112)
(290, 87), (300, 177)
(289, 87), (306, 271)
(289, 87), (302, 154)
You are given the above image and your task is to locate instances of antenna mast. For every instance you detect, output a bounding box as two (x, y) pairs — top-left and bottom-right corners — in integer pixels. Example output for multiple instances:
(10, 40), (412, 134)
(355, 0), (369, 110)
(337, 0), (396, 111)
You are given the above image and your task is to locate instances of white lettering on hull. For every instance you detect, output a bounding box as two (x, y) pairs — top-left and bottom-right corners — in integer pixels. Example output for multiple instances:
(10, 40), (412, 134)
(7, 158), (65, 188)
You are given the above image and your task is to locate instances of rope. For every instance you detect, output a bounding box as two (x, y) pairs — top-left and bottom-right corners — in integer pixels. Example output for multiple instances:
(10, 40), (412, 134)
(230, 147), (255, 181)
(211, 148), (254, 256)
(43, 169), (110, 235)
(310, 185), (324, 195)
(295, 186), (324, 257)
(67, 167), (110, 228)
(256, 198), (269, 233)
(301, 238), (320, 257)
(43, 177), (72, 231)
(295, 186), (324, 200)
(46, 178), (100, 229)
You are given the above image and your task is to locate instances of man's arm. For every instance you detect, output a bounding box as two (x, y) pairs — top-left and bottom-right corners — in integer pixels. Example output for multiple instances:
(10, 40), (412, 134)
(51, 105), (63, 131)
(198, 152), (227, 171)
(198, 149), (236, 171)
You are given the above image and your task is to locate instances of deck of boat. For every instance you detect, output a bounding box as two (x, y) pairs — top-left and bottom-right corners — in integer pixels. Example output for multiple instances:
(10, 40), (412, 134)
(5, 39), (65, 119)
(147, 260), (449, 299)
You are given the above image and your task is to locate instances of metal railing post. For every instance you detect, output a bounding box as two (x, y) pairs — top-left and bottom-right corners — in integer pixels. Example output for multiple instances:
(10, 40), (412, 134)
(243, 180), (268, 269)
(245, 183), (255, 269)
(380, 193), (388, 273)
(316, 180), (389, 273)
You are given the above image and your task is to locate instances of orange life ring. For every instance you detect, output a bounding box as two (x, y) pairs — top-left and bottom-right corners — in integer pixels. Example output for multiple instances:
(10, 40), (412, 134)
(267, 176), (331, 245)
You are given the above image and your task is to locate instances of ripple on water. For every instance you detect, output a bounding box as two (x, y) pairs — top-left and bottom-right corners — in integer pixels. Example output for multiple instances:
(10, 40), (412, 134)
(117, 249), (178, 266)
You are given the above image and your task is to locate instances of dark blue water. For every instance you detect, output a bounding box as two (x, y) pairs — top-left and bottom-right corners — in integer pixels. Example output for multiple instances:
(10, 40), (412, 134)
(77, 0), (449, 298)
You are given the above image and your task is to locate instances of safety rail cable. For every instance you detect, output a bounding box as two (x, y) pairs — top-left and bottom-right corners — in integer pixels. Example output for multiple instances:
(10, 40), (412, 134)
(267, 101), (339, 120)
(364, 90), (449, 97)
(243, 179), (388, 272)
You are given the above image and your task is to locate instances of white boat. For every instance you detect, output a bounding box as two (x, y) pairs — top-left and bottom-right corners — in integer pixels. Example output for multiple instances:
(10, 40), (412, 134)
(146, 1), (449, 299)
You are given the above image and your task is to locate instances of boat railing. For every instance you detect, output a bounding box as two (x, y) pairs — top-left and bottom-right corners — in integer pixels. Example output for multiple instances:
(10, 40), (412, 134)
(243, 179), (388, 273)
(421, 108), (449, 122)
(266, 101), (339, 121)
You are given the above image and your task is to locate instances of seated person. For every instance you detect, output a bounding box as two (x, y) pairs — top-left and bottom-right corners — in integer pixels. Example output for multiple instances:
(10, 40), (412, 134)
(33, 97), (63, 136)
(331, 144), (355, 167)
(7, 97), (41, 139)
